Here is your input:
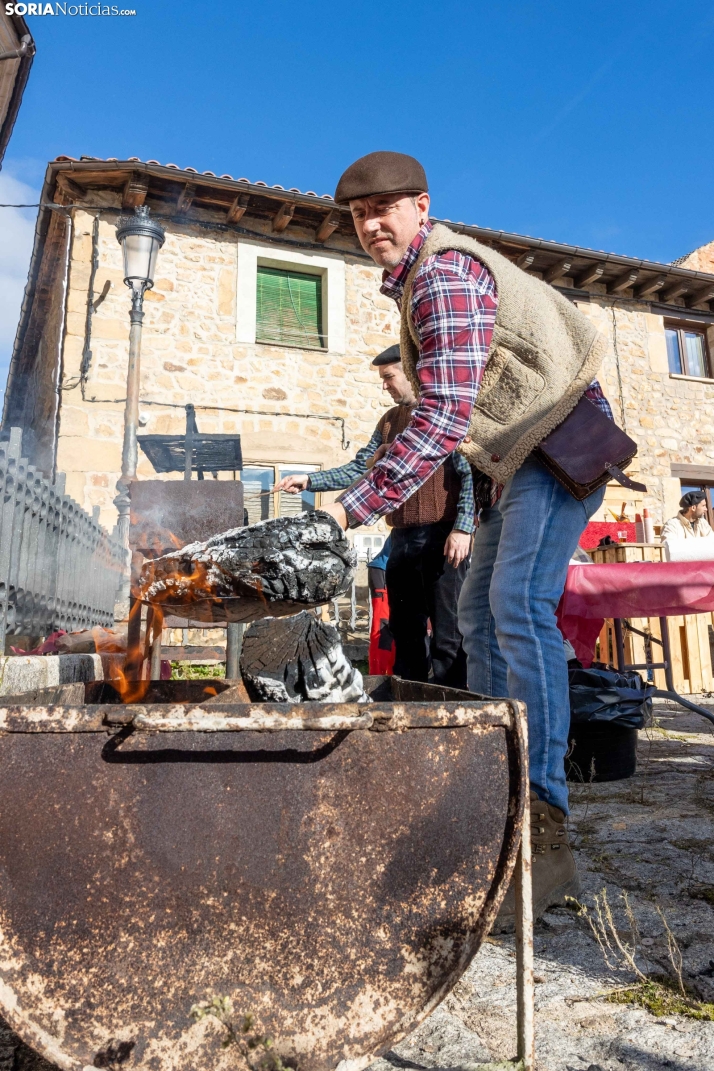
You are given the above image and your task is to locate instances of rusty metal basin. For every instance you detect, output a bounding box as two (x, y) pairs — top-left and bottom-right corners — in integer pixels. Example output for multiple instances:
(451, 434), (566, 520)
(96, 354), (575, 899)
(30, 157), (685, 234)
(0, 678), (527, 1071)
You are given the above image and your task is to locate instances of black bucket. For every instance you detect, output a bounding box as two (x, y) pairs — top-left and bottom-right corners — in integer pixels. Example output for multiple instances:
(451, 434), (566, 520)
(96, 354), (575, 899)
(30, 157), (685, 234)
(566, 721), (638, 782)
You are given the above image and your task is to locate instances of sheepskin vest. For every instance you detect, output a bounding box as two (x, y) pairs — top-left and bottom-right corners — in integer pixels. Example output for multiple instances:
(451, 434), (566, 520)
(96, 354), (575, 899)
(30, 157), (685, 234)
(377, 404), (460, 529)
(400, 224), (608, 483)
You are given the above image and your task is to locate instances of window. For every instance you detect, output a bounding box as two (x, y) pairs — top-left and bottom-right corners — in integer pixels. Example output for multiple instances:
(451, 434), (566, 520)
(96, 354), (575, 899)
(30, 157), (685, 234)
(236, 241), (345, 353)
(256, 266), (325, 349)
(352, 533), (387, 562)
(241, 464), (319, 525)
(665, 323), (711, 378)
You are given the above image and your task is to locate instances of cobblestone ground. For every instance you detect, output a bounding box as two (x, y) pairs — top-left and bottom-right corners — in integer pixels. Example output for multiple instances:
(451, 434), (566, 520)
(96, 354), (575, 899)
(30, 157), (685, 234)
(3, 702), (714, 1071)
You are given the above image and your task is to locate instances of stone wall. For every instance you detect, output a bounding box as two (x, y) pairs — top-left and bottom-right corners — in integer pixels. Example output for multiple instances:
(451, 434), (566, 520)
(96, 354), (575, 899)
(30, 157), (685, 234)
(55, 209), (399, 531)
(576, 295), (714, 525)
(54, 208), (714, 535)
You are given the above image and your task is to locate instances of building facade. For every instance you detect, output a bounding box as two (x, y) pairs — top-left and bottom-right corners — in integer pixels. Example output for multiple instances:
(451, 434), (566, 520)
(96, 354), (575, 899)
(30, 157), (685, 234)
(5, 156), (714, 537)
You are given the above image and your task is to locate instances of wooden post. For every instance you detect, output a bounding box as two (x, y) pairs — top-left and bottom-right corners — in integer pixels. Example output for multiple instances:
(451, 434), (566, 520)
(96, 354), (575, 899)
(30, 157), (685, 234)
(515, 786), (535, 1071)
(226, 622), (244, 680)
(150, 609), (164, 681)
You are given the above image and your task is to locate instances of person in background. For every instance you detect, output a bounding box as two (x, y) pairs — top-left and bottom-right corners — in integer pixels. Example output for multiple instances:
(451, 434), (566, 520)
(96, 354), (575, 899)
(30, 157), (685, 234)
(661, 491), (713, 541)
(366, 535), (395, 675)
(275, 344), (475, 687)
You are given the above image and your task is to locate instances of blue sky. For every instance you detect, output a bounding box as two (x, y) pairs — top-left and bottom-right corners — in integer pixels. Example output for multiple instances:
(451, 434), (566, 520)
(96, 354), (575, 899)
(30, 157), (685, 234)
(2, 0), (714, 397)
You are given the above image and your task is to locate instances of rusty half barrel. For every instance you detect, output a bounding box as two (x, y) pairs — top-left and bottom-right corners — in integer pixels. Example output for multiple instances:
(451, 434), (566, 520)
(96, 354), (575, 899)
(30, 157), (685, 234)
(0, 678), (527, 1071)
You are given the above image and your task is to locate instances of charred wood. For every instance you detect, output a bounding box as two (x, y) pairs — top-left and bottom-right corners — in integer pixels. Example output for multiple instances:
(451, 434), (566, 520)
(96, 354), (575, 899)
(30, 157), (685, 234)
(240, 611), (368, 704)
(139, 511), (356, 623)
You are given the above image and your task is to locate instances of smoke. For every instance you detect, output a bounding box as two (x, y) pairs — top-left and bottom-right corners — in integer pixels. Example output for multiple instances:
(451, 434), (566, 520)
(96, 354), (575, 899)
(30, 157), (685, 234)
(0, 170), (40, 408)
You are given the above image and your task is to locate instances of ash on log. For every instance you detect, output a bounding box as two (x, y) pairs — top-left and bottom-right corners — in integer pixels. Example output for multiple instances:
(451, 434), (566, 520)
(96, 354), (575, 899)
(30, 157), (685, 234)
(140, 512), (356, 623)
(240, 611), (368, 703)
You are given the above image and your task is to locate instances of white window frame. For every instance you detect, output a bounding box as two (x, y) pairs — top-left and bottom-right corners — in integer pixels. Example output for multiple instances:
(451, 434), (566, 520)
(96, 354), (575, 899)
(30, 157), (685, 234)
(236, 240), (346, 354)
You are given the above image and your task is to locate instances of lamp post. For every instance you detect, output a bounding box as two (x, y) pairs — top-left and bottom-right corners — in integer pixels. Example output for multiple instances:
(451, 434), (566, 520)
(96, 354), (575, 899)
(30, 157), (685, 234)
(114, 205), (165, 546)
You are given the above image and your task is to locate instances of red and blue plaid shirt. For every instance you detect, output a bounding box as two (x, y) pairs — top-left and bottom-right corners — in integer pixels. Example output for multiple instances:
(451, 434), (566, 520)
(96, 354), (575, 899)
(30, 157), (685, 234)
(339, 222), (612, 525)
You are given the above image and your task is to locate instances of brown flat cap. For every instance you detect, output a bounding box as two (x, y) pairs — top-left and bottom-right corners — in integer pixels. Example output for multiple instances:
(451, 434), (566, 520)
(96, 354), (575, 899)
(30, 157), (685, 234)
(371, 344), (401, 367)
(335, 151), (428, 204)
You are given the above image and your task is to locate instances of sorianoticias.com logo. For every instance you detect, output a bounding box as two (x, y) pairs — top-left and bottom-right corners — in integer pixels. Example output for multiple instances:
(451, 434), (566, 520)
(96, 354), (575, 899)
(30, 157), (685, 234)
(4, 3), (136, 12)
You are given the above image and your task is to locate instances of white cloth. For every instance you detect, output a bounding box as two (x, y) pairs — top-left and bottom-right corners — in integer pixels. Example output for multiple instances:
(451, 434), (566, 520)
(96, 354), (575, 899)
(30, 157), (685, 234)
(664, 536), (714, 562)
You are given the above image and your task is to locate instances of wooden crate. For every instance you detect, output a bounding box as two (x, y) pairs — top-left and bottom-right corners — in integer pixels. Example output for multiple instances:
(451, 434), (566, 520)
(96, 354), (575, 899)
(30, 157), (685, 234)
(589, 542), (664, 563)
(586, 544), (714, 693)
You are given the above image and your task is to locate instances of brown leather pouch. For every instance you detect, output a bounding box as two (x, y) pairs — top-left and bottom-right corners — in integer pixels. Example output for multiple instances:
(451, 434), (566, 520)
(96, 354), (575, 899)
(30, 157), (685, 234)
(534, 396), (647, 501)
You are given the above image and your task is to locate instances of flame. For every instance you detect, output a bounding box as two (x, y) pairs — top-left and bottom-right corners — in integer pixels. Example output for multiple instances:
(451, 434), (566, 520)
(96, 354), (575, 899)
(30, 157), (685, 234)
(103, 600), (166, 705)
(203, 686), (218, 697)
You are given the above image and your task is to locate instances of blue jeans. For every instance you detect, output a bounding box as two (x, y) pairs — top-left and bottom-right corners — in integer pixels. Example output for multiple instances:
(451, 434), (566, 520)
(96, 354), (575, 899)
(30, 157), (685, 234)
(457, 456), (605, 815)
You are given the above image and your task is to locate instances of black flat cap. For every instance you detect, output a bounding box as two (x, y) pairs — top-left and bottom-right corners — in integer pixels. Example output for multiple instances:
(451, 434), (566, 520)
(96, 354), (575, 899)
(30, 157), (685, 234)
(371, 344), (401, 367)
(680, 490), (706, 509)
(335, 151), (428, 205)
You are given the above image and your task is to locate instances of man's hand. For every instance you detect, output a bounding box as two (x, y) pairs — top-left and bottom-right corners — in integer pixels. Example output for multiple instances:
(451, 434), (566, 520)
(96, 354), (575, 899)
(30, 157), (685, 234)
(366, 442), (389, 469)
(320, 502), (349, 530)
(274, 474), (310, 494)
(444, 530), (471, 567)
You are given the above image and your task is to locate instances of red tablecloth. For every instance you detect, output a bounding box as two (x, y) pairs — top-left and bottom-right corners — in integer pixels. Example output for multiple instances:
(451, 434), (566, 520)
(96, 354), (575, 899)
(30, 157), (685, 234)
(557, 561), (714, 666)
(580, 521), (636, 549)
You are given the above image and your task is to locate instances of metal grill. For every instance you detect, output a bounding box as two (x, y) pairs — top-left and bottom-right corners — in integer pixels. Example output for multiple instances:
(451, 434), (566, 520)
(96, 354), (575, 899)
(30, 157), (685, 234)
(0, 428), (126, 648)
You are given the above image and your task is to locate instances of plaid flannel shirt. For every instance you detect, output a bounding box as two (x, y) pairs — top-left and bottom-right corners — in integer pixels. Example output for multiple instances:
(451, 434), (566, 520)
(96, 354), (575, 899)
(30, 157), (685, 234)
(339, 222), (613, 525)
(340, 222), (497, 527)
(309, 420), (476, 533)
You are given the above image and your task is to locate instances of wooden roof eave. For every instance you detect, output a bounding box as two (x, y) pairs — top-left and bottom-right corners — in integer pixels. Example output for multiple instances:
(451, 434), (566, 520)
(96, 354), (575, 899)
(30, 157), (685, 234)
(6, 156), (714, 431)
(0, 13), (35, 166)
(41, 160), (714, 304)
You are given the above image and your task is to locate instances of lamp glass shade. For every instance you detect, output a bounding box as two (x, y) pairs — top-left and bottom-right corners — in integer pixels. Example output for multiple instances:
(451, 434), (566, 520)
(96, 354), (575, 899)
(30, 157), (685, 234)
(121, 232), (161, 287)
(116, 206), (165, 289)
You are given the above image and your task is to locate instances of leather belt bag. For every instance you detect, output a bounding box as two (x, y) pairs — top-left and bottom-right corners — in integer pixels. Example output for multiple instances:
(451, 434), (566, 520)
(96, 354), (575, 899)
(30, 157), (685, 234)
(534, 396), (647, 501)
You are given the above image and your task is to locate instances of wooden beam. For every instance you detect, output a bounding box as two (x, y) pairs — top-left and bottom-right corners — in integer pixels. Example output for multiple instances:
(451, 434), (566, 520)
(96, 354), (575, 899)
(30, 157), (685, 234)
(660, 279), (690, 303)
(671, 463), (714, 483)
(272, 201), (295, 233)
(175, 183), (196, 216)
(634, 275), (667, 299)
(607, 269), (639, 294)
(226, 193), (250, 224)
(686, 284), (714, 308)
(54, 174), (84, 202)
(316, 209), (340, 243)
(544, 258), (573, 284)
(515, 250), (535, 270)
(574, 263), (605, 289)
(122, 172), (149, 209)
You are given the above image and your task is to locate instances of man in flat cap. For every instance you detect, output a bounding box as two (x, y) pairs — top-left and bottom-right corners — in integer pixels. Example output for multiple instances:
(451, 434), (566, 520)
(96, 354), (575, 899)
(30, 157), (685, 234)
(661, 490), (713, 542)
(276, 344), (475, 687)
(321, 149), (614, 927)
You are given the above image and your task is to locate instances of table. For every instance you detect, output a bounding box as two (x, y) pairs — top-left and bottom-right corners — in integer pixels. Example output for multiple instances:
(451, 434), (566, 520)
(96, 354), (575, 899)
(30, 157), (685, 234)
(557, 561), (714, 723)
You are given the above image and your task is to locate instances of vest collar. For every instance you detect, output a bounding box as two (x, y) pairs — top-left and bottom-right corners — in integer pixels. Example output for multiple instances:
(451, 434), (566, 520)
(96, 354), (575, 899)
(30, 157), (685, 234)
(380, 221), (433, 304)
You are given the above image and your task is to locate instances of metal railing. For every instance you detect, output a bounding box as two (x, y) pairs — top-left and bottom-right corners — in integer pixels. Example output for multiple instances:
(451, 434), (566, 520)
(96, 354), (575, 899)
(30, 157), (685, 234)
(0, 428), (126, 649)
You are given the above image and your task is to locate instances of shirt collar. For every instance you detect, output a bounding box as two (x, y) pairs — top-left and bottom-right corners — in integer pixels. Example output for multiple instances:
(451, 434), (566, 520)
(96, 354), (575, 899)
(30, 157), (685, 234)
(380, 221), (433, 302)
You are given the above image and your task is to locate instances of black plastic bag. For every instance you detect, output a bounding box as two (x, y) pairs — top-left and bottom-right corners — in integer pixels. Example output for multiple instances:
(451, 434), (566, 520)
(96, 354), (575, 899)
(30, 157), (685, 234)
(568, 663), (655, 730)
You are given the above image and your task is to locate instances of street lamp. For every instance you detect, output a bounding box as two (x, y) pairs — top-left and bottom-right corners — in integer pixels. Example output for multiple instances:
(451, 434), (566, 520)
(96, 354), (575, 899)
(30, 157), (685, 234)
(114, 205), (165, 545)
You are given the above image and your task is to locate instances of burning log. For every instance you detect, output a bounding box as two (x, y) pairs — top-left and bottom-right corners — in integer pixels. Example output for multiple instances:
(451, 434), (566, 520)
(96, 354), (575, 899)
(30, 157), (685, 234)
(240, 612), (368, 704)
(139, 512), (356, 623)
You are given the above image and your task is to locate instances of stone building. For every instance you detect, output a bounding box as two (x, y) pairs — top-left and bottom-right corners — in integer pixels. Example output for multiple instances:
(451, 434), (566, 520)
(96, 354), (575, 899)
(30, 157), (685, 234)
(4, 155), (714, 538)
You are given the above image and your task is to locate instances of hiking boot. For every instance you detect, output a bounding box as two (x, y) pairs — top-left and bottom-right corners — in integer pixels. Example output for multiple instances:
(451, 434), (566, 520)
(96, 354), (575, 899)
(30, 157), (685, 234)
(491, 790), (579, 934)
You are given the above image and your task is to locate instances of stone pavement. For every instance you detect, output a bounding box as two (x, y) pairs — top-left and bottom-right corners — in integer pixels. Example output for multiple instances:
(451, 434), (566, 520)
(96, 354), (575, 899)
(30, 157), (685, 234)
(3, 704), (714, 1071)
(376, 701), (714, 1070)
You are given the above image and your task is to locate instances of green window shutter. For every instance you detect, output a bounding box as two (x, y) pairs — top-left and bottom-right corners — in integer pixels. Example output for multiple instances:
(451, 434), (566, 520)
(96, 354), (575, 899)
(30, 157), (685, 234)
(256, 266), (324, 349)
